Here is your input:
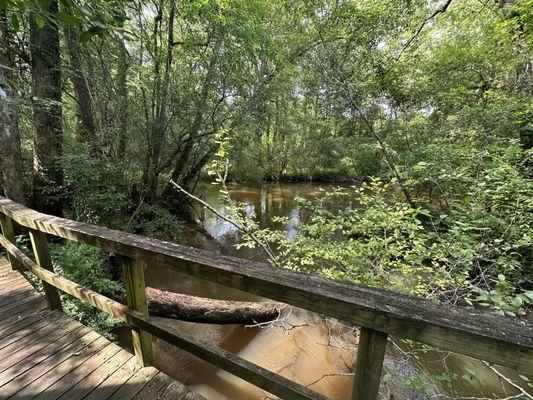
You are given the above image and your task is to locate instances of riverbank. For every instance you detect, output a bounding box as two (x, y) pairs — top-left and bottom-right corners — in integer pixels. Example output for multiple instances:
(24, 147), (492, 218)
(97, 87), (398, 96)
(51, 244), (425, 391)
(199, 168), (372, 185)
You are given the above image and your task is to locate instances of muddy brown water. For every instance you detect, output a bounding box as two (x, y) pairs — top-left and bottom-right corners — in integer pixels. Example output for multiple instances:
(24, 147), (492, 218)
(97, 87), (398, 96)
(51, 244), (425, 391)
(118, 182), (531, 399)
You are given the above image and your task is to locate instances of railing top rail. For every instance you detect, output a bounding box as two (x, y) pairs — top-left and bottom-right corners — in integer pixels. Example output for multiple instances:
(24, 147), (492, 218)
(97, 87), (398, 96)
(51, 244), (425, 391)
(0, 196), (532, 374)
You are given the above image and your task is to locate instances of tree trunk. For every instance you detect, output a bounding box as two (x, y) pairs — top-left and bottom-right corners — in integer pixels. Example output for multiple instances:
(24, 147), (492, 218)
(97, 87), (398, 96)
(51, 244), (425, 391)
(116, 31), (128, 160)
(30, 1), (64, 216)
(0, 10), (25, 204)
(496, 0), (532, 149)
(146, 287), (281, 325)
(163, 59), (213, 196)
(65, 26), (99, 154)
(142, 0), (174, 201)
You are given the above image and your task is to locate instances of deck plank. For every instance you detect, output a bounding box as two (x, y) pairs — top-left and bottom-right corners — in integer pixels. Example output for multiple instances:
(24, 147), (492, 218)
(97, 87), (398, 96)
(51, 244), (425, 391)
(32, 343), (122, 400)
(0, 311), (66, 349)
(82, 353), (143, 400)
(0, 256), (203, 400)
(0, 281), (33, 297)
(0, 272), (25, 284)
(159, 380), (206, 400)
(0, 298), (47, 322)
(10, 336), (110, 400)
(0, 319), (78, 368)
(0, 289), (41, 307)
(106, 365), (160, 400)
(0, 330), (101, 398)
(0, 277), (28, 291)
(0, 302), (51, 328)
(56, 350), (133, 400)
(0, 271), (26, 283)
(0, 323), (88, 378)
(0, 309), (55, 340)
(0, 292), (48, 315)
(131, 373), (174, 399)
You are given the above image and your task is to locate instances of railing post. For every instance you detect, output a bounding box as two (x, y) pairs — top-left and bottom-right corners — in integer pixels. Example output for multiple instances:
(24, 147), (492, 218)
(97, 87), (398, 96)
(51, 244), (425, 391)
(121, 256), (153, 367)
(0, 213), (22, 270)
(29, 229), (63, 311)
(352, 327), (388, 400)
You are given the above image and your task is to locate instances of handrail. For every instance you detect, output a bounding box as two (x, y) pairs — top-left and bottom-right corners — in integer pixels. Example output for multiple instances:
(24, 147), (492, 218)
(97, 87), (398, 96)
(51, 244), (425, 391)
(0, 196), (532, 400)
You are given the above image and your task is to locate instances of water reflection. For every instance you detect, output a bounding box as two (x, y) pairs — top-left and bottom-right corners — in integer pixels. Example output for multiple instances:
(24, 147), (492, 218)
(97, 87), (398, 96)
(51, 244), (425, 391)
(198, 182), (340, 259)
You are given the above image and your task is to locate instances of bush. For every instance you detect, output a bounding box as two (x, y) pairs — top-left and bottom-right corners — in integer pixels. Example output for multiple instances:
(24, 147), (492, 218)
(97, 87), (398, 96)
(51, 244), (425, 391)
(59, 152), (130, 224)
(124, 203), (186, 242)
(244, 154), (532, 316)
(49, 241), (124, 337)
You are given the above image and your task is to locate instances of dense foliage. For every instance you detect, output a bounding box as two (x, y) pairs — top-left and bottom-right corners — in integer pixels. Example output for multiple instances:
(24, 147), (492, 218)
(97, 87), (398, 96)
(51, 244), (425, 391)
(49, 242), (124, 335)
(18, 238), (124, 336)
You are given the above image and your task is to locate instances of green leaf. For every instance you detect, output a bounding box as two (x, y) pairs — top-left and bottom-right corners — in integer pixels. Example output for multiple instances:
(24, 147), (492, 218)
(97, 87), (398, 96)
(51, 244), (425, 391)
(93, 20), (106, 29)
(77, 5), (93, 18)
(10, 13), (19, 33)
(35, 16), (46, 28)
(511, 296), (523, 309)
(56, 12), (83, 24)
(79, 27), (103, 43)
(0, 0), (12, 10)
(37, 0), (51, 9)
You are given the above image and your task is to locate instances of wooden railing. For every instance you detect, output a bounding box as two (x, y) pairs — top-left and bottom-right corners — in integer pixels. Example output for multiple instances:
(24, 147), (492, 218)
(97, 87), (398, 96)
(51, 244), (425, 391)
(0, 196), (531, 400)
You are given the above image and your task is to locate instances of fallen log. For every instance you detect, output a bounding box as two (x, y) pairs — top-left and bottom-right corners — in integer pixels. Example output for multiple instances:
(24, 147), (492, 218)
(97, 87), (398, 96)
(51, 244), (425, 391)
(145, 287), (282, 325)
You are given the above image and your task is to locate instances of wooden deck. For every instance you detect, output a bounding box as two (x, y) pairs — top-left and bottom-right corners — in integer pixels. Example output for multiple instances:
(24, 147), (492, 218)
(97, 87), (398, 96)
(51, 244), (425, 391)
(0, 257), (203, 400)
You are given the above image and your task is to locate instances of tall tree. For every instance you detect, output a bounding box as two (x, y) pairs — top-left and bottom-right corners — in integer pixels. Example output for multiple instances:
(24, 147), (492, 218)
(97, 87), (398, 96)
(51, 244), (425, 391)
(142, 0), (175, 200)
(116, 29), (129, 160)
(65, 25), (99, 154)
(30, 1), (64, 216)
(0, 10), (25, 204)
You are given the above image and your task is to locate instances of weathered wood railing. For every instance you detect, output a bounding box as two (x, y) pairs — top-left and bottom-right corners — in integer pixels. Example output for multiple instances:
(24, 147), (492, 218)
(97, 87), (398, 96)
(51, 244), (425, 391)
(0, 196), (531, 400)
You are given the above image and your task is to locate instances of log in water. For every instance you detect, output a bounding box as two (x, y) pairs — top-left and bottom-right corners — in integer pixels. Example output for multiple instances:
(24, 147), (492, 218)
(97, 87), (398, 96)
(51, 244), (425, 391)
(146, 287), (282, 325)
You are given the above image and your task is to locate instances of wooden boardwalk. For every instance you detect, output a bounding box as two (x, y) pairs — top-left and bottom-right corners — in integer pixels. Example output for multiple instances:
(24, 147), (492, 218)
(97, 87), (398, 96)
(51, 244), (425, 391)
(0, 257), (203, 400)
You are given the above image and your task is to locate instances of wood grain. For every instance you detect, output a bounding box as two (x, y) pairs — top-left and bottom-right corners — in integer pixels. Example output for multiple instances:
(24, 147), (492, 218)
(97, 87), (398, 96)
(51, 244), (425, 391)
(29, 229), (62, 310)
(121, 256), (153, 367)
(352, 327), (388, 400)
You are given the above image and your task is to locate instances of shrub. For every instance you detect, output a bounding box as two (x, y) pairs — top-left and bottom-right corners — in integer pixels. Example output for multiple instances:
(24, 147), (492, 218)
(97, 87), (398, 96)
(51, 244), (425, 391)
(59, 152), (130, 224)
(49, 241), (124, 337)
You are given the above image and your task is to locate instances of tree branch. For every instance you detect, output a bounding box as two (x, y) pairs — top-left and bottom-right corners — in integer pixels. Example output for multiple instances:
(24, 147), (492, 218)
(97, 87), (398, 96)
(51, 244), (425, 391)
(397, 0), (454, 59)
(169, 179), (280, 265)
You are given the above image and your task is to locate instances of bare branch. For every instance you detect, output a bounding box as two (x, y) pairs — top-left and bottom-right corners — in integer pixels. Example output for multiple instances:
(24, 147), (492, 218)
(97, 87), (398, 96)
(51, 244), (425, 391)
(397, 0), (454, 59)
(482, 362), (533, 400)
(169, 179), (280, 266)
